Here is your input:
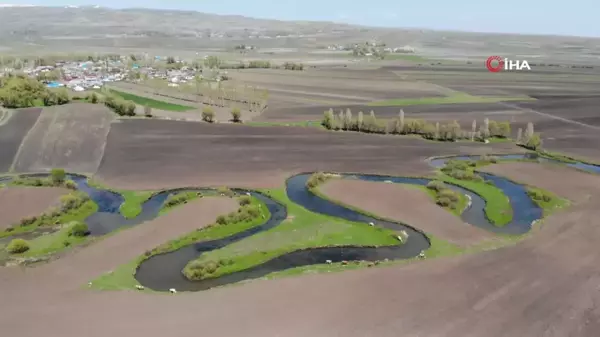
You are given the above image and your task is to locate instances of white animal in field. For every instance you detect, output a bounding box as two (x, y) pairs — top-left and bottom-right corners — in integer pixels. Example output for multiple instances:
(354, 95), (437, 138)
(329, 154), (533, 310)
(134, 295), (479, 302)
(246, 192), (251, 196)
(135, 285), (145, 290)
(368, 222), (374, 226)
(419, 251), (426, 259)
(325, 260), (332, 264)
(169, 288), (177, 294)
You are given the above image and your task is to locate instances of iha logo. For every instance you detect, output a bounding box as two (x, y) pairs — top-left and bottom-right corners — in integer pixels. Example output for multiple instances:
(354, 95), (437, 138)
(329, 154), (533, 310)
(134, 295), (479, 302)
(486, 56), (531, 72)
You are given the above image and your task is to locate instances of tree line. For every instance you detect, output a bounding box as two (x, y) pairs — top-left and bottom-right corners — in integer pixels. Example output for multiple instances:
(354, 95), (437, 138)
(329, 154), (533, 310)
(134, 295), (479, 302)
(321, 108), (513, 142)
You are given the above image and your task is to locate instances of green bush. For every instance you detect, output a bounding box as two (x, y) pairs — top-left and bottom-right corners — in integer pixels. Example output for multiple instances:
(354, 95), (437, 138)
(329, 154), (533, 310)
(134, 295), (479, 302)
(6, 239), (30, 254)
(202, 106), (215, 122)
(216, 215), (228, 225)
(89, 92), (99, 104)
(231, 107), (241, 122)
(51, 168), (66, 184)
(217, 187), (235, 197)
(19, 216), (38, 227)
(68, 222), (89, 237)
(527, 189), (552, 202)
(238, 195), (251, 206)
(306, 172), (331, 189)
(0, 76), (48, 108)
(426, 180), (445, 192)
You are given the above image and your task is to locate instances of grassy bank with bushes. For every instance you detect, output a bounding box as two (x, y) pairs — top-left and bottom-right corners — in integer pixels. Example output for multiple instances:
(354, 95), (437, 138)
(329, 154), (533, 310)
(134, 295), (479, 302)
(181, 188), (400, 282)
(0, 191), (97, 238)
(526, 187), (570, 216)
(90, 194), (270, 290)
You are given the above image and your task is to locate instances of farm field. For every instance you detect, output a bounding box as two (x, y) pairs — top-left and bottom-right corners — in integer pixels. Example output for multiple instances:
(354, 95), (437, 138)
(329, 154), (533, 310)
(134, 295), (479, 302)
(1, 54), (600, 337)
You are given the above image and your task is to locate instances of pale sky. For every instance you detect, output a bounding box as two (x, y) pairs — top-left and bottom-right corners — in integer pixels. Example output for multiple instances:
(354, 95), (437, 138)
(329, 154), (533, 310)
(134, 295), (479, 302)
(3, 0), (599, 37)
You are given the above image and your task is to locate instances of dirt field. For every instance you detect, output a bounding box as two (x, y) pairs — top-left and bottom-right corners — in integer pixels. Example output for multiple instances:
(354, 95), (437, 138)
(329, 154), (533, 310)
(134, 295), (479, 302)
(0, 108), (42, 172)
(480, 162), (600, 203)
(0, 186), (70, 230)
(11, 103), (114, 174)
(319, 179), (494, 247)
(94, 119), (521, 190)
(1, 165), (599, 337)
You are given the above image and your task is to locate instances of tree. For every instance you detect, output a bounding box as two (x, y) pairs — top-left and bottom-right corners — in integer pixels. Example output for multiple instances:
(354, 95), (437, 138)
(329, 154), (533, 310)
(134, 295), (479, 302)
(204, 56), (222, 69)
(144, 105), (152, 117)
(525, 133), (542, 150)
(435, 122), (440, 140)
(357, 111), (364, 132)
(322, 108), (334, 129)
(231, 107), (241, 123)
(498, 121), (511, 138)
(524, 122), (534, 143)
(471, 120), (477, 141)
(202, 106), (215, 123)
(90, 92), (99, 104)
(516, 128), (523, 144)
(344, 108), (353, 130)
(56, 88), (70, 105)
(51, 168), (66, 184)
(126, 101), (136, 116)
(68, 222), (90, 237)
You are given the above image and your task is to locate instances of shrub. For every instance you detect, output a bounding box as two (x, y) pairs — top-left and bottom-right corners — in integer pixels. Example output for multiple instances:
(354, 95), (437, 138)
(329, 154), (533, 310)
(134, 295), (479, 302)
(202, 106), (215, 122)
(143, 105), (152, 117)
(527, 189), (552, 202)
(68, 222), (90, 237)
(217, 186), (235, 197)
(306, 172), (330, 189)
(238, 195), (251, 206)
(436, 197), (452, 207)
(216, 215), (228, 225)
(6, 239), (30, 254)
(231, 107), (241, 122)
(64, 180), (77, 190)
(51, 168), (66, 184)
(426, 180), (445, 192)
(438, 188), (459, 202)
(525, 133), (542, 150)
(90, 92), (99, 104)
(19, 216), (38, 227)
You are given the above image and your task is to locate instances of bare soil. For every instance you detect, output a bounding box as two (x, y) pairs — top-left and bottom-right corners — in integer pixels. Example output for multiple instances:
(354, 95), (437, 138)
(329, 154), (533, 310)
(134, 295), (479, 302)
(95, 119), (520, 190)
(0, 108), (42, 172)
(319, 179), (494, 247)
(480, 162), (600, 203)
(11, 104), (114, 174)
(0, 186), (70, 229)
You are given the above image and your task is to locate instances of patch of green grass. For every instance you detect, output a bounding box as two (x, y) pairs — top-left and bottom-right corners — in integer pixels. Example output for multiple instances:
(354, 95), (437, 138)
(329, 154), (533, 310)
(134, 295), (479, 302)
(119, 191), (154, 219)
(159, 191), (204, 215)
(368, 93), (535, 107)
(526, 187), (570, 216)
(13, 222), (89, 258)
(537, 150), (600, 166)
(90, 195), (270, 290)
(439, 174), (513, 226)
(109, 89), (194, 112)
(182, 189), (400, 281)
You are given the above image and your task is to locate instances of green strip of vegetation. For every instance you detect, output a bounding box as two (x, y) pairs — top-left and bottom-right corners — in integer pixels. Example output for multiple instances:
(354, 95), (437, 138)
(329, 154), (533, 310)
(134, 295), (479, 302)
(368, 93), (535, 107)
(439, 174), (512, 226)
(0, 193), (97, 238)
(383, 54), (429, 62)
(90, 194), (270, 290)
(109, 89), (194, 111)
(526, 187), (570, 216)
(538, 150), (600, 166)
(182, 188), (400, 281)
(119, 191), (155, 219)
(423, 181), (468, 216)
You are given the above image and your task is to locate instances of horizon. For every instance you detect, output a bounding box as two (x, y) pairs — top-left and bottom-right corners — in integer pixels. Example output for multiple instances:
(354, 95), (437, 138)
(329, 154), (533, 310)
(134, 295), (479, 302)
(1, 0), (599, 38)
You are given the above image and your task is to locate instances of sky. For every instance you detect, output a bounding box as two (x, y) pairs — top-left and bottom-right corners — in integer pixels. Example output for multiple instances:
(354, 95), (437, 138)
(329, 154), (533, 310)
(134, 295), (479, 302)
(3, 0), (599, 37)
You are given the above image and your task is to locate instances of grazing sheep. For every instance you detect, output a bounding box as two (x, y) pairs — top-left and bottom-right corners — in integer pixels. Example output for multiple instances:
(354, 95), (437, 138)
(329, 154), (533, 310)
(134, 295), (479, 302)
(397, 230), (409, 243)
(325, 259), (332, 264)
(341, 260), (348, 265)
(419, 251), (426, 259)
(246, 192), (251, 196)
(384, 180), (392, 183)
(88, 282), (92, 287)
(135, 285), (145, 290)
(368, 222), (375, 226)
(169, 288), (177, 294)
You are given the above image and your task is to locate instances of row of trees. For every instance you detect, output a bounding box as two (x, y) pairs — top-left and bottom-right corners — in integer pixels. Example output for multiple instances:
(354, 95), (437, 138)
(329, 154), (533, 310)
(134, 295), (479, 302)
(321, 109), (512, 142)
(103, 93), (136, 116)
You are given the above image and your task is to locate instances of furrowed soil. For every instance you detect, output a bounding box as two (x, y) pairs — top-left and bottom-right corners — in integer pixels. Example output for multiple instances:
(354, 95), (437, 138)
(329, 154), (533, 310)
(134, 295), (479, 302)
(319, 179), (494, 247)
(0, 186), (70, 230)
(95, 119), (521, 190)
(11, 104), (114, 174)
(0, 108), (42, 172)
